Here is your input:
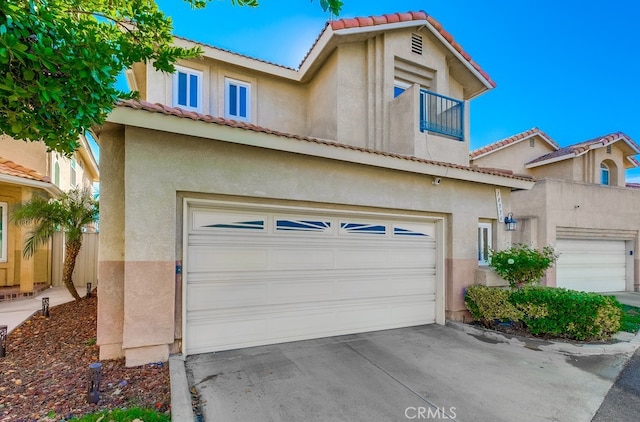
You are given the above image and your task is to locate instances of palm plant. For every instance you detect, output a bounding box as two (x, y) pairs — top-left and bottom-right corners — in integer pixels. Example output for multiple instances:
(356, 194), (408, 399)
(13, 188), (99, 301)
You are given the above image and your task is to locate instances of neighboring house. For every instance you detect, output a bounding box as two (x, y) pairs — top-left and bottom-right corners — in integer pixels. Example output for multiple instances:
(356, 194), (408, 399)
(470, 128), (640, 293)
(0, 134), (99, 295)
(97, 11), (535, 366)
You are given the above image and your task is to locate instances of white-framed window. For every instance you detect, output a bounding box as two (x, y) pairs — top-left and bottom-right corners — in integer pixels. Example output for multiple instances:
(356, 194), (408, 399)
(600, 163), (610, 185)
(394, 80), (411, 98)
(225, 78), (251, 121)
(478, 222), (492, 266)
(173, 66), (202, 112)
(70, 157), (77, 187)
(0, 202), (7, 262)
(54, 157), (60, 186)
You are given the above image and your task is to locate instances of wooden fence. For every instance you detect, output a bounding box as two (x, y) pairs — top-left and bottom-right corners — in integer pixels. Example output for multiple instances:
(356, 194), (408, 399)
(51, 232), (99, 289)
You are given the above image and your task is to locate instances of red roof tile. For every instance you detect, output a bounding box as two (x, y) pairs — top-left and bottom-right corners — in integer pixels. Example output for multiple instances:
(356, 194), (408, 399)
(0, 157), (49, 182)
(327, 11), (495, 88)
(470, 128), (560, 159)
(527, 132), (640, 166)
(115, 99), (533, 182)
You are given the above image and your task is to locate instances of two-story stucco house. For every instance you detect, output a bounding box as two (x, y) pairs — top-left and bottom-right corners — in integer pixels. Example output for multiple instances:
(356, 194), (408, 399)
(0, 134), (99, 297)
(470, 128), (640, 293)
(96, 11), (536, 366)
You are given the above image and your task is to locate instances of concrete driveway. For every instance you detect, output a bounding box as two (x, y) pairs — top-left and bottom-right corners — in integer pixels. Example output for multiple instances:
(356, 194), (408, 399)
(185, 324), (631, 422)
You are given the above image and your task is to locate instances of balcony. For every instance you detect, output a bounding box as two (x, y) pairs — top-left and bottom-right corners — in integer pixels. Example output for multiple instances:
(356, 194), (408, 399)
(419, 89), (464, 140)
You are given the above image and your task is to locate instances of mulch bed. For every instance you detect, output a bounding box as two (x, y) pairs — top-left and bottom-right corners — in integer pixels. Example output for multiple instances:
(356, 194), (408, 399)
(0, 293), (171, 421)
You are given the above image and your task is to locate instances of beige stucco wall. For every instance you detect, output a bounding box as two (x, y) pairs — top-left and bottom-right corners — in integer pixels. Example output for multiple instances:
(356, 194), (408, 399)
(135, 26), (476, 167)
(471, 135), (556, 175)
(512, 178), (640, 290)
(0, 136), (49, 176)
(98, 123), (516, 365)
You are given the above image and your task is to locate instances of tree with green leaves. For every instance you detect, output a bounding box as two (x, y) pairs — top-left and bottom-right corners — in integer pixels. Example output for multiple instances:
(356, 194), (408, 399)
(0, 0), (343, 155)
(13, 188), (99, 301)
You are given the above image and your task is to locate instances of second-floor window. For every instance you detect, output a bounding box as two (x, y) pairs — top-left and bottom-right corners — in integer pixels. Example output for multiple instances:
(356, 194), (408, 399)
(54, 157), (60, 186)
(70, 157), (77, 187)
(601, 163), (610, 185)
(225, 78), (251, 121)
(173, 66), (202, 112)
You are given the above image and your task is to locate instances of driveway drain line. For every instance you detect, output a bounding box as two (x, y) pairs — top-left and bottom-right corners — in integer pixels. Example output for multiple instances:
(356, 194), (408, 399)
(344, 342), (458, 421)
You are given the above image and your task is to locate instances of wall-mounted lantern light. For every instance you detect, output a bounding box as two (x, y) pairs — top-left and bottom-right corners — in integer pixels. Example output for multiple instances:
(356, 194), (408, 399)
(504, 212), (518, 232)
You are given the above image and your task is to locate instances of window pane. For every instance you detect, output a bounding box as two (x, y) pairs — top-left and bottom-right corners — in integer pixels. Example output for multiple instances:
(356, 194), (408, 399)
(189, 74), (198, 108)
(228, 84), (237, 116)
(178, 72), (187, 106)
(394, 86), (405, 98)
(239, 86), (247, 117)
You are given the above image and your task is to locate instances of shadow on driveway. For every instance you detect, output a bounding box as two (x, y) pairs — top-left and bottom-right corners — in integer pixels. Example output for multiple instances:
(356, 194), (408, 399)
(186, 324), (630, 422)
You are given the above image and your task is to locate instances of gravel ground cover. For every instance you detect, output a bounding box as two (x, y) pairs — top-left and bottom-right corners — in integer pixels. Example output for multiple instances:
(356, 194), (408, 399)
(0, 293), (170, 421)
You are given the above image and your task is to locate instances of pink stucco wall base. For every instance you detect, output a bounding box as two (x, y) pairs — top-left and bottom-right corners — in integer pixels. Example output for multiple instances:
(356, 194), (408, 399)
(445, 258), (476, 322)
(97, 261), (124, 360)
(122, 261), (175, 367)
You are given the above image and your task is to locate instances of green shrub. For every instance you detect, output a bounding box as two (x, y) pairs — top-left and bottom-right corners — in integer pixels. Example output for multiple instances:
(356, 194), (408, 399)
(489, 244), (558, 289)
(464, 285), (523, 323)
(509, 286), (622, 340)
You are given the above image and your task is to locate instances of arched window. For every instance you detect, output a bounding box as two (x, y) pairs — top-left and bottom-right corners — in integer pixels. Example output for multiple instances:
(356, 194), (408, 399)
(600, 163), (610, 186)
(54, 161), (60, 186)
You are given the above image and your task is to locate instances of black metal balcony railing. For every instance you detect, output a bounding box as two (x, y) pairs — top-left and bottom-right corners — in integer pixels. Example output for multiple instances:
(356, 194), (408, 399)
(419, 89), (464, 140)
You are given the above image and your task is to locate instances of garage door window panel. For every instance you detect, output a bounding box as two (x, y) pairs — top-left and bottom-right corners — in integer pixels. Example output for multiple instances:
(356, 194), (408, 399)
(276, 219), (331, 233)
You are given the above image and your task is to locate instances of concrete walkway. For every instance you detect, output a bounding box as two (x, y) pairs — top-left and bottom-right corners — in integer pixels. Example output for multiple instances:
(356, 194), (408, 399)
(606, 291), (640, 307)
(0, 287), (81, 334)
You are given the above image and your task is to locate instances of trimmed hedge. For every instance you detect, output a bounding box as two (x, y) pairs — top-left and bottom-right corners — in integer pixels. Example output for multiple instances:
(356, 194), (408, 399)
(464, 285), (523, 322)
(464, 285), (623, 341)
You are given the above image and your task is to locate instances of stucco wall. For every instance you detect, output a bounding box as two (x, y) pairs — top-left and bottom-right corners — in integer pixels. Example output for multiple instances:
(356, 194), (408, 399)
(512, 178), (640, 289)
(98, 123), (515, 365)
(471, 135), (556, 175)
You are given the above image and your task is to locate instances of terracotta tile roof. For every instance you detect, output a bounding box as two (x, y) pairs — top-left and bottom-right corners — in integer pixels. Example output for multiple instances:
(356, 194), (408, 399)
(0, 157), (49, 182)
(469, 127), (560, 159)
(327, 11), (496, 88)
(527, 132), (640, 166)
(626, 182), (640, 189)
(115, 99), (533, 182)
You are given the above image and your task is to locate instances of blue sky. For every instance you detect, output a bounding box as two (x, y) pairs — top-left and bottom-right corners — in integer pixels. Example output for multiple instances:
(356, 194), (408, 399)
(142, 0), (640, 180)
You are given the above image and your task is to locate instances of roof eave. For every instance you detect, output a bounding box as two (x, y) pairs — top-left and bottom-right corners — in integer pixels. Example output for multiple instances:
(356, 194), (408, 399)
(106, 106), (533, 190)
(0, 174), (62, 196)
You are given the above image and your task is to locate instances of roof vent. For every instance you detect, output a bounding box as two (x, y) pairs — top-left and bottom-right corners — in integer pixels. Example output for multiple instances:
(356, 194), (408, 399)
(411, 33), (423, 55)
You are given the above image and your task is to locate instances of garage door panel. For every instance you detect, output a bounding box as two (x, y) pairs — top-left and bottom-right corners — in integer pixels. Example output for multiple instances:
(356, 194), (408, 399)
(188, 246), (268, 271)
(556, 239), (626, 292)
(187, 296), (436, 354)
(186, 203), (440, 355)
(270, 248), (335, 270)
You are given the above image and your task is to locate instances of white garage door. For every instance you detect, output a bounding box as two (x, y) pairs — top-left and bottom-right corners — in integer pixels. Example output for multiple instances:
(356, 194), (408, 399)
(556, 239), (626, 292)
(184, 202), (439, 355)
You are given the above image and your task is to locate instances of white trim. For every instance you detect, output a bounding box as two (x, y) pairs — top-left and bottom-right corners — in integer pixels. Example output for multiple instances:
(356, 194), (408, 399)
(477, 222), (492, 266)
(0, 202), (7, 262)
(224, 77), (251, 121)
(172, 65), (203, 112)
(0, 174), (62, 196)
(181, 197), (446, 356)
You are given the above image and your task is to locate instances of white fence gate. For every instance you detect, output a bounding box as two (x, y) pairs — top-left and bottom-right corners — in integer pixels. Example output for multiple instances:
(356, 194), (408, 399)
(51, 232), (99, 289)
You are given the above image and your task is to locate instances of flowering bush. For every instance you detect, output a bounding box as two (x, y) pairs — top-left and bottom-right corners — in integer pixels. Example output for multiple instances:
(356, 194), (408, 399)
(489, 244), (558, 289)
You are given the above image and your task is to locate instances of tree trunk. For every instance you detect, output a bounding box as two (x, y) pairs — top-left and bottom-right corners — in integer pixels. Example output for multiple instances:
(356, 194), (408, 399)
(62, 237), (82, 301)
